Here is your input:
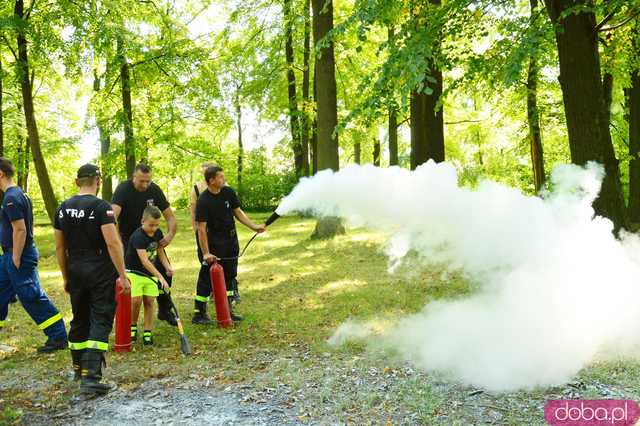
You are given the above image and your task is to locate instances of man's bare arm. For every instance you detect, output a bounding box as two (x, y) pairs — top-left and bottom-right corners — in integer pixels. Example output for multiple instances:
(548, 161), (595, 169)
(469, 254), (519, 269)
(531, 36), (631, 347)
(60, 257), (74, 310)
(11, 219), (27, 268)
(101, 223), (130, 294)
(197, 221), (217, 263)
(111, 203), (122, 221)
(233, 208), (265, 233)
(54, 230), (69, 292)
(160, 207), (178, 247)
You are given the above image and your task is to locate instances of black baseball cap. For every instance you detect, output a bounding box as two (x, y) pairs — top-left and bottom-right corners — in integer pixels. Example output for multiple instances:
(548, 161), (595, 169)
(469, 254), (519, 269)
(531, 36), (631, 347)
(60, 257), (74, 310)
(77, 164), (101, 178)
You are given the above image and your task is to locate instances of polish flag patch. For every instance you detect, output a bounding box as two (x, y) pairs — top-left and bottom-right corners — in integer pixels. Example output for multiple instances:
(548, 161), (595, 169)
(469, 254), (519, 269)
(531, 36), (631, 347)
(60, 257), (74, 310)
(106, 210), (114, 217)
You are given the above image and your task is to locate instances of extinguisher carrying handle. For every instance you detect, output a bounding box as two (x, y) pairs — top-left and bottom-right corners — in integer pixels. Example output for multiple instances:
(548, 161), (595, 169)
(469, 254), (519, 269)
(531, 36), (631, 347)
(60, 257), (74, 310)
(201, 258), (218, 267)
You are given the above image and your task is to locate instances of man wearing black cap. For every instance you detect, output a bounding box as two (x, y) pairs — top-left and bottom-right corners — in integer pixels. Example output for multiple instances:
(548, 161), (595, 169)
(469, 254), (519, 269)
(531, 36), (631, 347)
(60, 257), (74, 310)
(194, 165), (265, 323)
(0, 157), (68, 351)
(54, 164), (131, 396)
(111, 163), (177, 326)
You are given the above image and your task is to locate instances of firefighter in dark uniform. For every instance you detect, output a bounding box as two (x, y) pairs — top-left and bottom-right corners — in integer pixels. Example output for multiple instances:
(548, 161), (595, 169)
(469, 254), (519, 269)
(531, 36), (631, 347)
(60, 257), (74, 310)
(189, 162), (214, 310)
(193, 165), (265, 324)
(0, 157), (68, 352)
(54, 164), (131, 396)
(111, 163), (177, 326)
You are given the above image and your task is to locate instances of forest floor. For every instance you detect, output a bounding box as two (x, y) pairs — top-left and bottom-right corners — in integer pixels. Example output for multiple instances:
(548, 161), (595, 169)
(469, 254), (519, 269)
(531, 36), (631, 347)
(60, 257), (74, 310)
(1, 212), (639, 425)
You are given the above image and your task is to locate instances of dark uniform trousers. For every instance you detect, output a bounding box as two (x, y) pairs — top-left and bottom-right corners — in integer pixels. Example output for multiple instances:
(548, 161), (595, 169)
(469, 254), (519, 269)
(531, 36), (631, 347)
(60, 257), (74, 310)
(0, 245), (66, 339)
(67, 252), (118, 353)
(195, 230), (239, 303)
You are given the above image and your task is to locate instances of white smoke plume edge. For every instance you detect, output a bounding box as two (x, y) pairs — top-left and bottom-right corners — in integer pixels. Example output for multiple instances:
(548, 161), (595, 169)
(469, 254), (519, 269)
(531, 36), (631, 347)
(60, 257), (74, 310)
(276, 161), (640, 391)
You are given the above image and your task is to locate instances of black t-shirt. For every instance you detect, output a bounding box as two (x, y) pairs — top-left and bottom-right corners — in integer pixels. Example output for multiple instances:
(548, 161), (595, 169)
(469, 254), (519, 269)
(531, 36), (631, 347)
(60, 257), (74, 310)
(0, 186), (34, 249)
(111, 180), (170, 243)
(195, 186), (240, 237)
(125, 227), (164, 275)
(54, 195), (116, 251)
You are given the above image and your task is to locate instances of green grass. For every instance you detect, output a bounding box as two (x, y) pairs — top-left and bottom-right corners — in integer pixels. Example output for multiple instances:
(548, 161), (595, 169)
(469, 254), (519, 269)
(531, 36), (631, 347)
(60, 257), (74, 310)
(1, 211), (638, 424)
(0, 406), (22, 425)
(0, 212), (453, 411)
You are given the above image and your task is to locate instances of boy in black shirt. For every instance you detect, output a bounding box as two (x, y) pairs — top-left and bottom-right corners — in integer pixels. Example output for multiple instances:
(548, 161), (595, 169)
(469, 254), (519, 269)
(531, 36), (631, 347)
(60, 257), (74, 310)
(125, 206), (172, 345)
(193, 165), (265, 324)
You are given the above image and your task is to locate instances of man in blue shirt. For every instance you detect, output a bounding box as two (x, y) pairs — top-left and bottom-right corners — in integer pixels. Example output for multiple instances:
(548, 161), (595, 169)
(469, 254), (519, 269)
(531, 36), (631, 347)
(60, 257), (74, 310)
(0, 157), (67, 352)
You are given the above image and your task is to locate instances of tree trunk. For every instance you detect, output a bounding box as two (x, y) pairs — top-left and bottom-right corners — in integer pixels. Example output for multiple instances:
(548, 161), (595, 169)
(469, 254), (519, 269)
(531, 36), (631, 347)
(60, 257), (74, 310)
(311, 0), (339, 172)
(411, 72), (444, 168)
(410, 91), (425, 170)
(424, 61), (445, 163)
(527, 0), (545, 193)
(300, 0), (311, 177)
(23, 136), (30, 192)
(354, 142), (361, 164)
(16, 135), (24, 188)
(602, 72), (614, 128)
(387, 27), (398, 167)
(14, 0), (57, 221)
(94, 70), (112, 201)
(411, 0), (445, 169)
(100, 130), (112, 200)
(14, 107), (30, 192)
(311, 64), (318, 174)
(284, 0), (303, 178)
(373, 138), (381, 166)
(236, 90), (243, 198)
(139, 138), (149, 164)
(311, 116), (318, 174)
(118, 37), (136, 178)
(389, 111), (398, 169)
(389, 108), (398, 167)
(544, 0), (628, 231)
(311, 0), (343, 238)
(628, 70), (640, 223)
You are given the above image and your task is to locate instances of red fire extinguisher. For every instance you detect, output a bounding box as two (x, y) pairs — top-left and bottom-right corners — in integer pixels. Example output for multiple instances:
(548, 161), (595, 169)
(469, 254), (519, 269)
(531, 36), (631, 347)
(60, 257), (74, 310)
(209, 262), (233, 328)
(114, 277), (132, 352)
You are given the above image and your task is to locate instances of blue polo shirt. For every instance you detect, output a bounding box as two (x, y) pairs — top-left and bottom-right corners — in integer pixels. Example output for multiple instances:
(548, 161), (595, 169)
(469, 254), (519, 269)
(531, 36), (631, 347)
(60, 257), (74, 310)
(0, 186), (34, 249)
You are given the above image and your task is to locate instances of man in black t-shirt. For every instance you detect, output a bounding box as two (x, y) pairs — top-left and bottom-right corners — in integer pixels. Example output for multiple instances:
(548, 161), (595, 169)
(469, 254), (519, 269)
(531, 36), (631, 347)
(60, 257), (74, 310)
(193, 165), (265, 324)
(54, 164), (131, 396)
(111, 163), (177, 326)
(190, 162), (213, 309)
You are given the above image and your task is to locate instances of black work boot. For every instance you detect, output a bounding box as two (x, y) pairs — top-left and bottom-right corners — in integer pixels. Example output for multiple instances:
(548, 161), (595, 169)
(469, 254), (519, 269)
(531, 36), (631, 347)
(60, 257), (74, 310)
(192, 301), (211, 325)
(157, 294), (178, 326)
(37, 337), (68, 353)
(228, 297), (243, 322)
(80, 350), (112, 396)
(71, 349), (85, 381)
(131, 325), (138, 342)
(230, 279), (241, 304)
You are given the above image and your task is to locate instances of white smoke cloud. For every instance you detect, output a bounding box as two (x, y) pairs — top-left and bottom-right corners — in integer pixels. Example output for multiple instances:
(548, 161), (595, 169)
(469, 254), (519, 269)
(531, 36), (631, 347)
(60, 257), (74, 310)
(327, 319), (377, 347)
(277, 161), (640, 391)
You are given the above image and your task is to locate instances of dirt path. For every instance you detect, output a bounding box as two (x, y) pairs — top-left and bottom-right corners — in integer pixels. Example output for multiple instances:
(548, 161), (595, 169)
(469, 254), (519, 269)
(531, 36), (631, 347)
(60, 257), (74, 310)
(13, 350), (640, 425)
(22, 378), (301, 426)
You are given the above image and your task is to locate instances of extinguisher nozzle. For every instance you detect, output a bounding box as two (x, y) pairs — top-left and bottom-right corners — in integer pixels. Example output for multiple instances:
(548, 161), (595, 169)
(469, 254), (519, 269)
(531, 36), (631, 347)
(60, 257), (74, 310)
(265, 212), (280, 226)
